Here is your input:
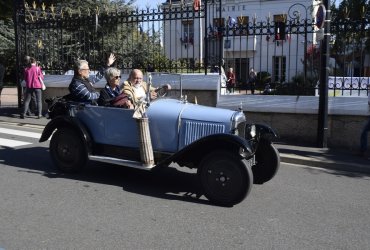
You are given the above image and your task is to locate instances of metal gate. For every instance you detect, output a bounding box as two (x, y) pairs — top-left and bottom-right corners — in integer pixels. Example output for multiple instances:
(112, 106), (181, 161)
(14, 0), (370, 98)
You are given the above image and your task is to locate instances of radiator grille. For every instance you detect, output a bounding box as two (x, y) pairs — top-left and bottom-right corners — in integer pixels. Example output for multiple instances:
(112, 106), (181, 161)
(184, 121), (225, 146)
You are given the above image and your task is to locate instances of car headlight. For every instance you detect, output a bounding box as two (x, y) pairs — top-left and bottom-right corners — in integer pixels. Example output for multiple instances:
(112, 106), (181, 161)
(250, 124), (256, 138)
(231, 111), (246, 135)
(244, 124), (258, 140)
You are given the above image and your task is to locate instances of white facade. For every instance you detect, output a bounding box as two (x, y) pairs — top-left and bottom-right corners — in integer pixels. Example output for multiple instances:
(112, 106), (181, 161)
(162, 0), (322, 82)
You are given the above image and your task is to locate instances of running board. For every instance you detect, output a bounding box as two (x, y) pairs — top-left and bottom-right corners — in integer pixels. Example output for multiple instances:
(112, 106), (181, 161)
(89, 155), (155, 170)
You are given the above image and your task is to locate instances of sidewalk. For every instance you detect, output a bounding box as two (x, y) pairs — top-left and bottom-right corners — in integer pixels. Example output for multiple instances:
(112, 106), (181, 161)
(275, 143), (370, 175)
(0, 88), (369, 174)
(1, 87), (18, 107)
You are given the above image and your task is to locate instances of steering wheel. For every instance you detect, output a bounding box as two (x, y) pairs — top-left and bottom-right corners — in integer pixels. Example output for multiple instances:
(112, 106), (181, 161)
(155, 84), (171, 98)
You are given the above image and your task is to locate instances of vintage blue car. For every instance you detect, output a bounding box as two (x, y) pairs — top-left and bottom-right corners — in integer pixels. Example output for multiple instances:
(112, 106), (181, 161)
(40, 88), (280, 206)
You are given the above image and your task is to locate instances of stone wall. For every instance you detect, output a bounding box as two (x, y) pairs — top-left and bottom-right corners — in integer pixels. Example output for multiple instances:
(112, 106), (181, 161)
(245, 112), (367, 149)
(217, 95), (370, 149)
(42, 87), (217, 109)
(42, 74), (370, 149)
(42, 73), (221, 111)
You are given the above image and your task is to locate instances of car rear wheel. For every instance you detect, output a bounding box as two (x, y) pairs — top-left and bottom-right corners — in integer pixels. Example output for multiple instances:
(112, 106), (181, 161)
(198, 150), (253, 206)
(50, 127), (87, 173)
(252, 139), (280, 184)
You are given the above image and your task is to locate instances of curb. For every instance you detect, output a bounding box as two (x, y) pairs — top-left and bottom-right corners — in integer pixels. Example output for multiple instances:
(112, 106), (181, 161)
(280, 153), (370, 174)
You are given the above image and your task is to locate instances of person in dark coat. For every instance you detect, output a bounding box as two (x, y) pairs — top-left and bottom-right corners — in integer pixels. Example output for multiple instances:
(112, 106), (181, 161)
(249, 68), (257, 95)
(98, 67), (133, 109)
(68, 53), (115, 103)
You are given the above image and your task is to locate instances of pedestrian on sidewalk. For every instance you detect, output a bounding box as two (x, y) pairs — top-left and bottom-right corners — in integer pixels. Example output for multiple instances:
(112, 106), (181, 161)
(0, 60), (5, 106)
(21, 57), (44, 119)
(22, 56), (37, 115)
(359, 91), (370, 157)
(226, 67), (235, 94)
(249, 68), (257, 95)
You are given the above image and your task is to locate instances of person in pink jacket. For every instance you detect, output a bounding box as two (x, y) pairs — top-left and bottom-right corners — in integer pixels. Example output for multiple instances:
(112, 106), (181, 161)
(21, 57), (44, 119)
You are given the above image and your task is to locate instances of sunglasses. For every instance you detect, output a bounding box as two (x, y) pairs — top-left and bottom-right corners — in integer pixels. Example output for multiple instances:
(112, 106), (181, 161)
(113, 76), (121, 79)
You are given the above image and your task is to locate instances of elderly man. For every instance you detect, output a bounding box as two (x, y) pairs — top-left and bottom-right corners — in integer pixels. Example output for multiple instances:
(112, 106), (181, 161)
(121, 69), (157, 106)
(68, 53), (115, 102)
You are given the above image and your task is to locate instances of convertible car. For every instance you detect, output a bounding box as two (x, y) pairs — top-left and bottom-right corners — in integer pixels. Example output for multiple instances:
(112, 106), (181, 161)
(40, 87), (280, 206)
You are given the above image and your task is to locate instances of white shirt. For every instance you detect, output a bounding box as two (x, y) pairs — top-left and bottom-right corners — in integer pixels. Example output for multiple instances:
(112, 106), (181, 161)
(133, 83), (146, 101)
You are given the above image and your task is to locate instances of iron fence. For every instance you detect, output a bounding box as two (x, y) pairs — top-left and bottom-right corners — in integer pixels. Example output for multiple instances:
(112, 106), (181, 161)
(14, 0), (370, 96)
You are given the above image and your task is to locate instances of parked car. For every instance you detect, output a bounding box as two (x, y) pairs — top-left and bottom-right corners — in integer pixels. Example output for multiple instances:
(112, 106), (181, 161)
(40, 86), (280, 206)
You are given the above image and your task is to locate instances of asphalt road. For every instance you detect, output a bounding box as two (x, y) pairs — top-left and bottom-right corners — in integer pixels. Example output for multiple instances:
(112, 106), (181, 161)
(1, 122), (370, 249)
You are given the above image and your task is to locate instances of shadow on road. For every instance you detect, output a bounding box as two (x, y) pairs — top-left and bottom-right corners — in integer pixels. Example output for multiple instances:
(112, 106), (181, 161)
(0, 146), (213, 206)
(0, 107), (20, 117)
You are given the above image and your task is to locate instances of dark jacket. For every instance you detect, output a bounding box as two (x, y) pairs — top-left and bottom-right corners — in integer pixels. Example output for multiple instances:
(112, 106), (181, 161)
(68, 68), (105, 102)
(98, 84), (120, 106)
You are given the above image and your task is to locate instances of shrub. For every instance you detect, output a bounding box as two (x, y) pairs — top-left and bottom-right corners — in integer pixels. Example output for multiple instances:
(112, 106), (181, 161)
(256, 71), (271, 89)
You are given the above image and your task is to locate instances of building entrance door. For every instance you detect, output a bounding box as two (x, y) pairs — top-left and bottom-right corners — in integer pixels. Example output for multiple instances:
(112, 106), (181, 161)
(235, 58), (249, 87)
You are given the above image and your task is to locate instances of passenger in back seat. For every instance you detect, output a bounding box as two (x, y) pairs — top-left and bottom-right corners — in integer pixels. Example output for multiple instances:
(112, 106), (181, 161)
(68, 53), (115, 103)
(98, 67), (133, 109)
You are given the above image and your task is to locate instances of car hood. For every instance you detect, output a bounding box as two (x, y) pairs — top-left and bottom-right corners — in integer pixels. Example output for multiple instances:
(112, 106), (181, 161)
(147, 98), (235, 124)
(147, 99), (238, 150)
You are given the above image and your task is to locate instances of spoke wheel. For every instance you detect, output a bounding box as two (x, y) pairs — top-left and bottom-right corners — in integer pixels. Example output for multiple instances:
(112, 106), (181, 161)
(50, 127), (87, 173)
(252, 139), (280, 184)
(198, 150), (253, 206)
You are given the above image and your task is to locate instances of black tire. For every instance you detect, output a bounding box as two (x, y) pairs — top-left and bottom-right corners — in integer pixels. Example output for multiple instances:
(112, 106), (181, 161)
(252, 139), (280, 184)
(50, 127), (87, 173)
(198, 150), (253, 206)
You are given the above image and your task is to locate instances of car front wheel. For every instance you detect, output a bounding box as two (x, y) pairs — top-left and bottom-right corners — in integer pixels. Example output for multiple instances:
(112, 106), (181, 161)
(198, 150), (253, 206)
(50, 127), (87, 173)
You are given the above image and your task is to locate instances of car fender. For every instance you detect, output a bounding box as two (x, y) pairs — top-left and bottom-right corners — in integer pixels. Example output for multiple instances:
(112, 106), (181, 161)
(245, 123), (278, 141)
(39, 116), (93, 154)
(158, 133), (254, 167)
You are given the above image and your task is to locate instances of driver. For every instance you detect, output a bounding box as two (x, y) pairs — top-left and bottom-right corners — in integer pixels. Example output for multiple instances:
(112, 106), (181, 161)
(121, 69), (157, 107)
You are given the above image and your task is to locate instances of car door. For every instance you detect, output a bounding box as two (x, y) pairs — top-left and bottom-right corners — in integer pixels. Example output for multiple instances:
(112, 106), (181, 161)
(75, 105), (139, 148)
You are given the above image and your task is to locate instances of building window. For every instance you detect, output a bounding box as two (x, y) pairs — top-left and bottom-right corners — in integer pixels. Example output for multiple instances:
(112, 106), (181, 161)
(273, 56), (286, 82)
(181, 20), (194, 44)
(274, 14), (286, 41)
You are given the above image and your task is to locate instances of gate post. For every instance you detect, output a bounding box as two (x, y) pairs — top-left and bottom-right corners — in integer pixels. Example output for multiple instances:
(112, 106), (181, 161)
(204, 0), (208, 73)
(13, 0), (24, 108)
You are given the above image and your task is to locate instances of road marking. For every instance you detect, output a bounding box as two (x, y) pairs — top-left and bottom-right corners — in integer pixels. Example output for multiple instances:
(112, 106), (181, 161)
(0, 128), (42, 139)
(0, 138), (32, 147)
(0, 121), (45, 130)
